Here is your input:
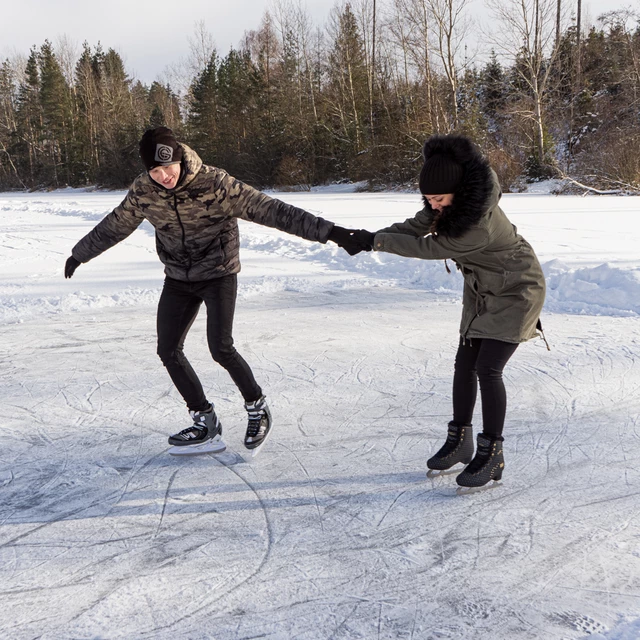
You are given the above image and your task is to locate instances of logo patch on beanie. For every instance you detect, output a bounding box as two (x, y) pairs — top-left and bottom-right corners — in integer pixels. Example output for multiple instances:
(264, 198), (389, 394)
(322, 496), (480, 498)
(155, 144), (174, 163)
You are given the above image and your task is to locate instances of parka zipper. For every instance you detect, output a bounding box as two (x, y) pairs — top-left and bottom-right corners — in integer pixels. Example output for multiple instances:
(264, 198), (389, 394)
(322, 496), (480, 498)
(173, 193), (192, 280)
(461, 276), (482, 339)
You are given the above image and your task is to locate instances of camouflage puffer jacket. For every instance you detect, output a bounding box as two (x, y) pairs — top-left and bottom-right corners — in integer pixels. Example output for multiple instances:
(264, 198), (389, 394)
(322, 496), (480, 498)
(72, 145), (334, 281)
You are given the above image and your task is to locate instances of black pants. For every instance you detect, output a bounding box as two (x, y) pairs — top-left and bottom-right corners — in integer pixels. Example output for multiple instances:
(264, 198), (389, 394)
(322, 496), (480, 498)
(156, 275), (262, 411)
(452, 337), (518, 437)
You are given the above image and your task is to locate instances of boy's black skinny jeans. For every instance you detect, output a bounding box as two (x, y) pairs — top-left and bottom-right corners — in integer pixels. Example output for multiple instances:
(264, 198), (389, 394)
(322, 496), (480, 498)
(452, 336), (518, 437)
(157, 274), (262, 412)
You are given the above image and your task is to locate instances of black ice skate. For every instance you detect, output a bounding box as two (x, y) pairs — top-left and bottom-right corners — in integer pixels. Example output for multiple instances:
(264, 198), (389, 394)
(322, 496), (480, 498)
(426, 422), (474, 478)
(244, 395), (272, 457)
(168, 404), (226, 456)
(455, 433), (504, 494)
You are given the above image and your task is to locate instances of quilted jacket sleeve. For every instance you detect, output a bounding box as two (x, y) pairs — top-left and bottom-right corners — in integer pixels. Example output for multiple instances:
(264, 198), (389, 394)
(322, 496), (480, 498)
(215, 172), (334, 243)
(72, 187), (145, 263)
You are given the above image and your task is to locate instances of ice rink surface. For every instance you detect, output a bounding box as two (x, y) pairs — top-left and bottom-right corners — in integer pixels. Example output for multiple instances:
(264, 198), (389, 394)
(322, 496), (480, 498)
(1, 189), (639, 639)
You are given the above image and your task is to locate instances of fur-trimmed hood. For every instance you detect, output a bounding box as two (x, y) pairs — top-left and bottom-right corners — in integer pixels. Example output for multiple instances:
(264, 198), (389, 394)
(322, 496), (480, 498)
(421, 135), (494, 238)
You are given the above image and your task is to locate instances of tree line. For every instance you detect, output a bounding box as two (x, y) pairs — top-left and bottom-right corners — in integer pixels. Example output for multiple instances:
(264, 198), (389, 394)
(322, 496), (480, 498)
(1, 0), (639, 192)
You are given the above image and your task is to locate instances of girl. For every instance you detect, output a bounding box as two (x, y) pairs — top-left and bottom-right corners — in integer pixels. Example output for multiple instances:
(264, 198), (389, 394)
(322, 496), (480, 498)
(353, 134), (546, 489)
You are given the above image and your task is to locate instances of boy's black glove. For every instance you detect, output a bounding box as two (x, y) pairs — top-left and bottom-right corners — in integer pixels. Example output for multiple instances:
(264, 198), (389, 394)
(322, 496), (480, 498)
(351, 229), (375, 250)
(327, 225), (368, 256)
(65, 256), (81, 279)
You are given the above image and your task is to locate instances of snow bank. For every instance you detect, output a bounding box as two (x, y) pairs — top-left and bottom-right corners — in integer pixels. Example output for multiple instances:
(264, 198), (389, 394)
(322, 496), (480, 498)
(240, 231), (464, 292)
(267, 181), (368, 194)
(0, 288), (162, 324)
(544, 260), (640, 316)
(519, 178), (567, 194)
(0, 191), (126, 222)
(240, 233), (640, 318)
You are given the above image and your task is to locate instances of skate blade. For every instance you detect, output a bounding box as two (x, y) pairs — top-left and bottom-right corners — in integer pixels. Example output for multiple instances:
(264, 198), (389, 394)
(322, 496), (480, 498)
(456, 480), (501, 496)
(427, 467), (464, 479)
(247, 428), (273, 459)
(169, 436), (227, 456)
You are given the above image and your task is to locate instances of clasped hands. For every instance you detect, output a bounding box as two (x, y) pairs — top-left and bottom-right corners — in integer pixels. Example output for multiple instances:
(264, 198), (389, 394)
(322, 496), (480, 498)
(327, 226), (376, 256)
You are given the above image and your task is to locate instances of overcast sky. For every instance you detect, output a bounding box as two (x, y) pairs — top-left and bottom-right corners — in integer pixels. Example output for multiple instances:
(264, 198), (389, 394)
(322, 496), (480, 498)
(2, 0), (627, 84)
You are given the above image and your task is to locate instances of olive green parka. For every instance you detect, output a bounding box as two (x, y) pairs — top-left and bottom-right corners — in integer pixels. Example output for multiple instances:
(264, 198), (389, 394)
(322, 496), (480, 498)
(373, 135), (546, 344)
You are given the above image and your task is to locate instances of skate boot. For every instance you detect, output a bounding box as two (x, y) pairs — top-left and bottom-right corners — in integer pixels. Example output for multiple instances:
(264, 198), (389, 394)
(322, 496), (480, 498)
(244, 395), (272, 457)
(168, 404), (226, 456)
(456, 433), (504, 493)
(426, 422), (474, 478)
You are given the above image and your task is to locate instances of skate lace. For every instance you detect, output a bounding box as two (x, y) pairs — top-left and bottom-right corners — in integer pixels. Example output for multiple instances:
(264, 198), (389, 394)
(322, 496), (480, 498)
(440, 427), (464, 454)
(178, 424), (206, 438)
(246, 411), (263, 437)
(465, 443), (491, 474)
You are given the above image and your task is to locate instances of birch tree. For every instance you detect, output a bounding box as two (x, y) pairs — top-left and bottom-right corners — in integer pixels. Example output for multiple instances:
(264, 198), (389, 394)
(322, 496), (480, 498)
(486, 0), (564, 173)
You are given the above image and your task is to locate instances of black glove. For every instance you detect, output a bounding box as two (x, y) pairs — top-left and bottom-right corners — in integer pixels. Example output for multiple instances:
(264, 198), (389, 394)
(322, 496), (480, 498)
(327, 225), (368, 256)
(328, 225), (355, 245)
(342, 243), (366, 257)
(352, 229), (375, 251)
(65, 256), (81, 279)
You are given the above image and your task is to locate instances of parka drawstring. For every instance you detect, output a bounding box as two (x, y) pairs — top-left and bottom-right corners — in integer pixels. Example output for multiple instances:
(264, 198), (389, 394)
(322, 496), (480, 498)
(536, 319), (551, 351)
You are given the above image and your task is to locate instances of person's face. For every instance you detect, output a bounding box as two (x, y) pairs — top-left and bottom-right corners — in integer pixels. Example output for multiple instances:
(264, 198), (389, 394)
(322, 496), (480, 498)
(424, 193), (454, 212)
(149, 163), (181, 189)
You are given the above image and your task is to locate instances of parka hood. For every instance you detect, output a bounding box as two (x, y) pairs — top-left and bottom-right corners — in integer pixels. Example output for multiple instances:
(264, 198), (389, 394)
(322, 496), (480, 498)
(421, 135), (494, 238)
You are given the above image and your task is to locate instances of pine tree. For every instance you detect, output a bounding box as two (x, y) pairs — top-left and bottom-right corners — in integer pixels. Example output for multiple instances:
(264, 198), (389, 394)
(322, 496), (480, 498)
(14, 48), (42, 186)
(457, 67), (487, 143)
(325, 3), (370, 179)
(188, 52), (219, 162)
(148, 82), (181, 130)
(0, 60), (24, 188)
(481, 51), (507, 126)
(39, 41), (73, 186)
(215, 48), (263, 181)
(96, 48), (142, 185)
(74, 42), (100, 183)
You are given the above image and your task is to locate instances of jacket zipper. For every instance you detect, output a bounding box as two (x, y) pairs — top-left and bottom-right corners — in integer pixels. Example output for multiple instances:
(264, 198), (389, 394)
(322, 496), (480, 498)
(173, 193), (192, 280)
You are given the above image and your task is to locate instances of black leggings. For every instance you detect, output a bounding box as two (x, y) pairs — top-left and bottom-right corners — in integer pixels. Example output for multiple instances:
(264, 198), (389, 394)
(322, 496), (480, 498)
(452, 337), (518, 437)
(156, 275), (262, 411)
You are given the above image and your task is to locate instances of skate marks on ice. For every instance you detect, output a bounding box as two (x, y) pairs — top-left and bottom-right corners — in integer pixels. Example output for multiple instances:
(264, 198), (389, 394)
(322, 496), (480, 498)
(0, 470), (13, 488)
(0, 452), (275, 638)
(1, 297), (640, 638)
(0, 313), (275, 639)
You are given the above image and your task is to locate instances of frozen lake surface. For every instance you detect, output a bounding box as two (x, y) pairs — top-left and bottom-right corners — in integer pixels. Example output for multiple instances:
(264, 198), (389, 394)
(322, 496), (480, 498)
(0, 189), (639, 639)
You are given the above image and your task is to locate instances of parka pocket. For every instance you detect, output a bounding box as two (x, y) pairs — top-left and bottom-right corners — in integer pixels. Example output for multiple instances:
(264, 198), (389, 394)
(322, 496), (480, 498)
(477, 268), (509, 296)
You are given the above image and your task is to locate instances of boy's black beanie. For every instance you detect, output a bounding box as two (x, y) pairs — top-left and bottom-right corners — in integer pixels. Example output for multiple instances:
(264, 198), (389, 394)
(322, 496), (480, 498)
(139, 127), (183, 171)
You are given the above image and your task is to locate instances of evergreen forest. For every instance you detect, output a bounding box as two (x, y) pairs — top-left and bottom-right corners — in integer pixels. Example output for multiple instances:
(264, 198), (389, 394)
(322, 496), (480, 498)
(1, 1), (639, 192)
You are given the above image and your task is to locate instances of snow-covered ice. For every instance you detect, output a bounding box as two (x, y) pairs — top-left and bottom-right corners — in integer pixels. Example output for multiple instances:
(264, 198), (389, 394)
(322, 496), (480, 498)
(0, 189), (639, 639)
